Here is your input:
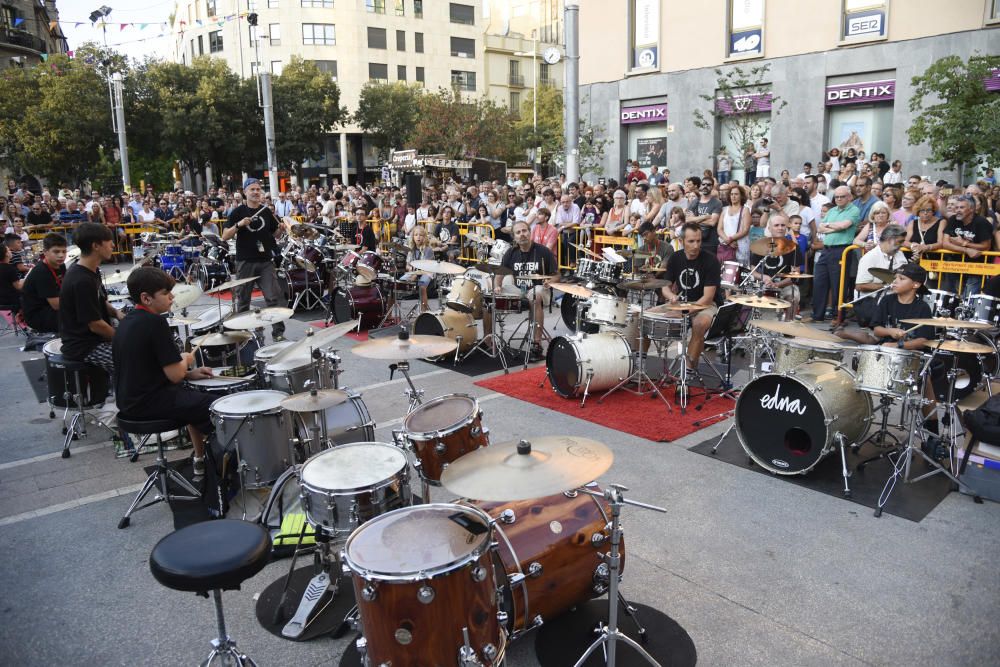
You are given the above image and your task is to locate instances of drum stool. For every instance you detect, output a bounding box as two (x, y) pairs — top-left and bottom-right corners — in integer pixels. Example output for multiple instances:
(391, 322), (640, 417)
(149, 520), (272, 666)
(46, 353), (114, 458)
(117, 417), (201, 529)
(0, 304), (25, 338)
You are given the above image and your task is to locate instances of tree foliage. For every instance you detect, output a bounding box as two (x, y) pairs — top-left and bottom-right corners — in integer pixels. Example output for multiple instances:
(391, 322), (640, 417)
(515, 86), (608, 176)
(410, 88), (517, 160)
(354, 81), (422, 161)
(271, 57), (348, 172)
(907, 54), (1000, 172)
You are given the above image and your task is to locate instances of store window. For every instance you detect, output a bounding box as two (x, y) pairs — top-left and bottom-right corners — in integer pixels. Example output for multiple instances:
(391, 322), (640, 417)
(727, 0), (764, 59)
(621, 103), (668, 170)
(841, 0), (888, 44)
(825, 77), (895, 158)
(716, 93), (772, 184)
(629, 0), (659, 70)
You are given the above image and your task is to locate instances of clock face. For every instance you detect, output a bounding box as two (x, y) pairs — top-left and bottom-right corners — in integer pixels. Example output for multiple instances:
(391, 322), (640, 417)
(542, 47), (561, 65)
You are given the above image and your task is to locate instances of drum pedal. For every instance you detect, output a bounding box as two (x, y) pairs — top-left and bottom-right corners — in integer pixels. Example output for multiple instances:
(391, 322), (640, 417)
(281, 571), (332, 638)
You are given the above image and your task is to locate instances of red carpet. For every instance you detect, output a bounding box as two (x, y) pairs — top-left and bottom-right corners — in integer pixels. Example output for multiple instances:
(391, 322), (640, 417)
(475, 366), (733, 442)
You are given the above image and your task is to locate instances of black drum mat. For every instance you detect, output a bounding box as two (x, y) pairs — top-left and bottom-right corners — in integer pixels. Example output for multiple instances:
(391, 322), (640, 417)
(256, 566), (357, 643)
(689, 429), (952, 522)
(368, 324), (516, 378)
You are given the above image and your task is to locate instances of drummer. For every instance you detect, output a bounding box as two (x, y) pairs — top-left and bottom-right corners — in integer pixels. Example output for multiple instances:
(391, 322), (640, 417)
(353, 207), (379, 252)
(20, 232), (67, 333)
(113, 267), (215, 479)
(849, 224), (908, 329)
(749, 214), (800, 321)
(661, 222), (724, 370)
(633, 222), (672, 273)
(401, 226), (435, 312)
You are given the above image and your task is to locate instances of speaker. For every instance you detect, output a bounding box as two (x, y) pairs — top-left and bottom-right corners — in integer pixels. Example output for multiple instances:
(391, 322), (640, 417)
(405, 173), (422, 208)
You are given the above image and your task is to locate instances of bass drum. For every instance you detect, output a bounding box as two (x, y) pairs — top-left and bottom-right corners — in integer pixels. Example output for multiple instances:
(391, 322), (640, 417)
(736, 359), (871, 475)
(413, 310), (478, 359)
(332, 284), (385, 330)
(930, 331), (999, 401)
(546, 333), (632, 398)
(559, 292), (599, 334)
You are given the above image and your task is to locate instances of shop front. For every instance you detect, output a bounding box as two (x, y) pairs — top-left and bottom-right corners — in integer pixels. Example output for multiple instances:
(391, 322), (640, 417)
(825, 77), (895, 158)
(716, 93), (772, 185)
(620, 102), (669, 174)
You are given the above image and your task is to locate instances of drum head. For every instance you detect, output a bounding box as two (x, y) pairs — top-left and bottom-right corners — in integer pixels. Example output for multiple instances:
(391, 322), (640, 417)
(254, 341), (295, 362)
(403, 394), (476, 434)
(345, 504), (491, 577)
(735, 374), (826, 473)
(546, 337), (581, 397)
(42, 338), (62, 355)
(300, 442), (405, 492)
(413, 311), (444, 337)
(211, 389), (285, 415)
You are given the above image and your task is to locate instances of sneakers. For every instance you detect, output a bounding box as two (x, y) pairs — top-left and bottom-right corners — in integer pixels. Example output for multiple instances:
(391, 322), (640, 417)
(192, 456), (206, 479)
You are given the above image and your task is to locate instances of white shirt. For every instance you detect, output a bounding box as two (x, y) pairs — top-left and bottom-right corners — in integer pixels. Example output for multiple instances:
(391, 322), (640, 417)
(810, 193), (830, 211)
(883, 170), (903, 185)
(274, 199), (294, 217)
(856, 246), (907, 287)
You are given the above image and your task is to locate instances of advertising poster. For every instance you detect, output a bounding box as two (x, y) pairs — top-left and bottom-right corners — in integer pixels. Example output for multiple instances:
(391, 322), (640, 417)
(637, 137), (667, 168)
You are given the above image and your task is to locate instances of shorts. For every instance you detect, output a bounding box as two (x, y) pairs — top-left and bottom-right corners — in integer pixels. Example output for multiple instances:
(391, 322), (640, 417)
(119, 385), (216, 434)
(756, 164), (770, 178)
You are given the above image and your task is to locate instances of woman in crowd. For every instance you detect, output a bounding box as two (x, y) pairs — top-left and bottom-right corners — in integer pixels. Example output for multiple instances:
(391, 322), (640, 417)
(748, 182), (764, 211)
(839, 162), (857, 188)
(644, 185), (664, 225)
(895, 189), (918, 226)
(853, 201), (893, 253)
(104, 195), (124, 228)
(882, 185), (901, 218)
(828, 147), (841, 180)
(86, 200), (105, 224)
(790, 187), (817, 238)
(601, 190), (629, 234)
(906, 194), (943, 263)
(719, 184), (751, 264)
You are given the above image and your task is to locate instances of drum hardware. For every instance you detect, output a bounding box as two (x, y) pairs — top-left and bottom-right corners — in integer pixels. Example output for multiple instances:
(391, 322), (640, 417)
(465, 289), (511, 374)
(350, 328), (457, 408)
(505, 282), (553, 370)
(288, 257), (324, 312)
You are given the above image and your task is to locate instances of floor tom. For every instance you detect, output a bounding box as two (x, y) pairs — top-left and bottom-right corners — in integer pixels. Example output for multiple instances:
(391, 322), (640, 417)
(211, 390), (293, 488)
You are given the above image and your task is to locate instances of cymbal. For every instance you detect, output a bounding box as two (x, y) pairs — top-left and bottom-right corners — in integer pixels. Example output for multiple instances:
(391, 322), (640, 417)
(191, 331), (252, 347)
(474, 262), (514, 276)
(729, 294), (791, 309)
(289, 224), (318, 240)
(571, 243), (603, 260)
(334, 243), (360, 251)
(752, 320), (845, 343)
(223, 307), (295, 330)
(171, 284), (203, 310)
(618, 277), (668, 291)
(929, 339), (996, 354)
(205, 276), (258, 294)
(867, 268), (896, 283)
(465, 232), (494, 245)
(102, 268), (133, 286)
(411, 259), (466, 275)
(267, 318), (361, 370)
(638, 265), (666, 273)
(521, 273), (559, 280)
(750, 236), (796, 257)
(293, 255), (317, 272)
(550, 282), (593, 298)
(777, 272), (813, 279)
(280, 389), (350, 413)
(167, 316), (200, 326)
(440, 436), (614, 502)
(350, 332), (459, 360)
(647, 302), (708, 313)
(901, 317), (993, 330)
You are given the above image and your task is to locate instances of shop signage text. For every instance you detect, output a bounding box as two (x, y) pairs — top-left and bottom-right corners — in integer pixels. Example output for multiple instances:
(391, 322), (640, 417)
(825, 80), (895, 106)
(620, 103), (668, 124)
(716, 93), (772, 115)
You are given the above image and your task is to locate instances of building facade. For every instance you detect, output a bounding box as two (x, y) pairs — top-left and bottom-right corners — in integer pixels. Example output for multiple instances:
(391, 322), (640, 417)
(1, 0), (67, 70)
(169, 0), (563, 185)
(577, 0), (1000, 183)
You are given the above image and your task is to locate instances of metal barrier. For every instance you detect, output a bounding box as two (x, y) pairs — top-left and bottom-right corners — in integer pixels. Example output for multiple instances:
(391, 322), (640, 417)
(556, 226), (637, 271)
(457, 222), (495, 264)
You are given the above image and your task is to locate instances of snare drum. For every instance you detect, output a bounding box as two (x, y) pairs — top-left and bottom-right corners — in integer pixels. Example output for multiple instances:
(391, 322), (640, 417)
(546, 333), (633, 398)
(253, 341), (295, 382)
(585, 293), (629, 326)
(413, 310), (478, 357)
(446, 275), (484, 317)
(772, 339), (844, 374)
(298, 442), (410, 535)
(332, 284), (385, 329)
(343, 504), (505, 667)
(467, 487), (621, 639)
(211, 390), (294, 488)
(965, 293), (1000, 326)
(402, 394), (489, 484)
(356, 250), (383, 280)
(185, 367), (258, 396)
(574, 258), (601, 283)
(486, 286), (524, 314)
(720, 261), (749, 290)
(923, 289), (960, 318)
(594, 261), (624, 284)
(852, 345), (923, 396)
(641, 313), (685, 341)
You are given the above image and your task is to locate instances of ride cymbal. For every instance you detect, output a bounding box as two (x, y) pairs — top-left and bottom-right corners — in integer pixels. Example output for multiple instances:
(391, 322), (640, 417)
(473, 262), (514, 276)
(223, 307), (295, 330)
(900, 317), (993, 330)
(752, 320), (845, 343)
(928, 339), (996, 354)
(280, 389), (350, 413)
(191, 331), (252, 347)
(411, 259), (466, 275)
(266, 318), (361, 369)
(749, 236), (796, 257)
(729, 294), (791, 309)
(550, 282), (593, 298)
(350, 332), (459, 360)
(867, 268), (896, 283)
(205, 276), (258, 294)
(618, 277), (668, 291)
(171, 283), (203, 310)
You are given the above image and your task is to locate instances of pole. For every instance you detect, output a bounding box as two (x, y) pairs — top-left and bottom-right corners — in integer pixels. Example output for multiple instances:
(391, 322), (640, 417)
(564, 1), (580, 182)
(532, 34), (538, 176)
(260, 71), (280, 196)
(111, 73), (131, 192)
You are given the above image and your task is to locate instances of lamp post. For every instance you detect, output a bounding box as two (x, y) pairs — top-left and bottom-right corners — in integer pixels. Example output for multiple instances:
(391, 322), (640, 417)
(514, 34), (539, 175)
(564, 1), (579, 183)
(248, 12), (280, 196)
(91, 6), (130, 192)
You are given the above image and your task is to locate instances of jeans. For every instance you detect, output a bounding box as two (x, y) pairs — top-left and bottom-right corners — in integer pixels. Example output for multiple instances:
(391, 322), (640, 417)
(942, 272), (983, 299)
(717, 170), (730, 184)
(234, 260), (287, 336)
(812, 244), (849, 320)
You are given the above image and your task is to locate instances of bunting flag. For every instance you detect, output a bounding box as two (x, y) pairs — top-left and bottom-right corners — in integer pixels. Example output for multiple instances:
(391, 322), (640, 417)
(75, 22), (83, 28)
(139, 23), (148, 30)
(120, 23), (128, 31)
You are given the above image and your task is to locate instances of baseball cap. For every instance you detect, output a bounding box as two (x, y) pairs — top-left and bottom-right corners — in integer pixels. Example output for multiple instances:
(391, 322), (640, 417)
(243, 177), (261, 189)
(894, 262), (927, 284)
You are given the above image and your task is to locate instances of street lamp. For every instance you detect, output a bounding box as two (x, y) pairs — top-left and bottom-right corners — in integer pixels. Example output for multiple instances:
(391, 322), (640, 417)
(514, 35), (539, 175)
(91, 5), (130, 192)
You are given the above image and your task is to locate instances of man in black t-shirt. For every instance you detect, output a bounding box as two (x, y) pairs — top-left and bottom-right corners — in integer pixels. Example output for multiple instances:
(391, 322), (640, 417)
(941, 195), (992, 297)
(749, 214), (800, 320)
(59, 223), (124, 376)
(662, 222), (723, 368)
(686, 183), (723, 256)
(222, 178), (292, 341)
(114, 268), (216, 478)
(352, 208), (379, 252)
(21, 233), (67, 333)
(0, 244), (22, 308)
(432, 206), (461, 261)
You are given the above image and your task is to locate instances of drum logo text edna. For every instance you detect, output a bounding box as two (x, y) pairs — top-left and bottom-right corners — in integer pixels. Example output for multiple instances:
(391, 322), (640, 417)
(759, 384), (807, 415)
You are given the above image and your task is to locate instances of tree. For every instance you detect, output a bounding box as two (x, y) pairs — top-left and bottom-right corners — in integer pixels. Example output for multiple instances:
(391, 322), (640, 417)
(692, 64), (787, 172)
(354, 81), (422, 161)
(410, 87), (517, 159)
(271, 57), (348, 172)
(907, 54), (1000, 176)
(514, 86), (608, 176)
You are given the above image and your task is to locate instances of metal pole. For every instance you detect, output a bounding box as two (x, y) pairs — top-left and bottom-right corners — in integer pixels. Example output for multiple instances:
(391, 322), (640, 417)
(111, 73), (131, 191)
(532, 35), (538, 176)
(564, 1), (580, 182)
(260, 71), (280, 196)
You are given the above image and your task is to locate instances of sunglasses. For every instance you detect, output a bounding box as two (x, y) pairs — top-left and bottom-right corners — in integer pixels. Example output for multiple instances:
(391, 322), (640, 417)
(918, 208), (934, 213)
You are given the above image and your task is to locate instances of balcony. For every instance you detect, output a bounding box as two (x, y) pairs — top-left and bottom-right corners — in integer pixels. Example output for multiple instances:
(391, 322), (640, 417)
(508, 73), (524, 87)
(539, 76), (556, 88)
(0, 28), (48, 55)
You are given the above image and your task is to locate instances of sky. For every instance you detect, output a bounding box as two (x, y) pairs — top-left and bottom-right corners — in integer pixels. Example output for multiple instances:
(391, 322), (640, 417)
(56, 0), (176, 61)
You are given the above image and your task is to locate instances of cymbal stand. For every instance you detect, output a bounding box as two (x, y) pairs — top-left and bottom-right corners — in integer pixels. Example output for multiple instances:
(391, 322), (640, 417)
(506, 285), (552, 369)
(573, 484), (667, 667)
(290, 261), (323, 312)
(705, 323), (771, 455)
(660, 312), (696, 413)
(388, 359), (425, 413)
(376, 272), (408, 329)
(464, 295), (510, 374)
(598, 294), (673, 412)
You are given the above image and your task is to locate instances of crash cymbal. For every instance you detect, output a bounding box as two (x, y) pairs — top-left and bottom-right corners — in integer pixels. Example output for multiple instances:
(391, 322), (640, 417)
(465, 232), (495, 245)
(550, 282), (593, 298)
(929, 339), (996, 354)
(205, 276), (258, 294)
(191, 331), (253, 347)
(777, 272), (813, 279)
(571, 243), (603, 260)
(223, 307), (295, 330)
(750, 236), (796, 257)
(293, 255), (317, 272)
(866, 267), (896, 283)
(900, 317), (993, 330)
(647, 302), (709, 313)
(167, 316), (200, 326)
(267, 318), (361, 370)
(752, 319), (845, 343)
(171, 283), (203, 310)
(618, 277), (668, 291)
(350, 332), (459, 360)
(280, 389), (350, 413)
(389, 242), (410, 254)
(289, 223), (318, 240)
(102, 267), (134, 286)
(729, 294), (791, 309)
(440, 436), (614, 502)
(411, 259), (466, 275)
(474, 262), (514, 276)
(638, 265), (666, 273)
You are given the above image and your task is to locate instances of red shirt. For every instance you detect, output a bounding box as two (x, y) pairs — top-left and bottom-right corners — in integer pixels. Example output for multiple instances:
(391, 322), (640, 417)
(531, 222), (559, 253)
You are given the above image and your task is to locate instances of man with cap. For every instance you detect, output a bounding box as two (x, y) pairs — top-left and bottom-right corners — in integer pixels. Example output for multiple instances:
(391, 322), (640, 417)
(222, 178), (293, 341)
(840, 263), (935, 346)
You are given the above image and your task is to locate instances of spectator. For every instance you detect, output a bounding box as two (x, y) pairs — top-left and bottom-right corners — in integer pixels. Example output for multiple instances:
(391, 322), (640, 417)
(906, 194), (944, 264)
(0, 244), (22, 311)
(753, 138), (770, 180)
(853, 201), (894, 253)
(716, 148), (732, 184)
(719, 184), (751, 264)
(941, 194), (991, 297)
(602, 190), (629, 234)
(530, 207), (559, 254)
(686, 181), (723, 257)
(852, 176), (879, 221)
(805, 185), (860, 323)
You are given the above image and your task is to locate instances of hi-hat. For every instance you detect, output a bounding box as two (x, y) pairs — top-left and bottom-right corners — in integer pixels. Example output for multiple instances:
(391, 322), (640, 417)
(171, 284), (203, 309)
(750, 237), (796, 257)
(223, 307), (295, 330)
(729, 294), (791, 309)
(753, 319), (845, 343)
(351, 332), (458, 360)
(102, 268), (134, 286)
(867, 268), (896, 283)
(280, 389), (350, 413)
(440, 436), (614, 502)
(474, 262), (513, 276)
(411, 259), (466, 275)
(550, 282), (593, 298)
(266, 318), (361, 370)
(901, 317), (993, 330)
(928, 339), (996, 354)
(191, 331), (252, 347)
(618, 277), (668, 291)
(205, 276), (258, 294)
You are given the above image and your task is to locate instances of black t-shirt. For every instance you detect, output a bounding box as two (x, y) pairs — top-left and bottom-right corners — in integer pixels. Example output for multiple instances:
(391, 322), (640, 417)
(501, 243), (557, 288)
(21, 260), (63, 332)
(984, 274), (1000, 299)
(687, 197), (723, 251)
(944, 215), (992, 262)
(871, 293), (933, 342)
(356, 224), (378, 252)
(751, 246), (798, 279)
(59, 263), (111, 359)
(27, 210), (52, 226)
(113, 308), (183, 416)
(664, 250), (723, 305)
(433, 221), (461, 247)
(225, 204), (279, 261)
(0, 262), (20, 305)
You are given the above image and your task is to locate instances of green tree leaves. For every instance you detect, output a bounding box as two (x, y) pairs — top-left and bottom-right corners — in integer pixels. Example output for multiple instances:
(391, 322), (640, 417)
(354, 81), (422, 161)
